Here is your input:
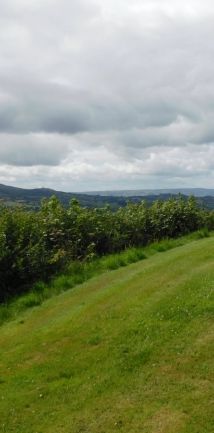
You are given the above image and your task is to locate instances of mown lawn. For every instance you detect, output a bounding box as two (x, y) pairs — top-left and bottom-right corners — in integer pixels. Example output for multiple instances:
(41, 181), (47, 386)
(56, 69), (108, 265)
(0, 236), (213, 432)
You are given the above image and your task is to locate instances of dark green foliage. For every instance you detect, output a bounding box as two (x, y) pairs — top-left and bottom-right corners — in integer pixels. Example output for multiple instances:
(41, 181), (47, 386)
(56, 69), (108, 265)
(0, 195), (213, 302)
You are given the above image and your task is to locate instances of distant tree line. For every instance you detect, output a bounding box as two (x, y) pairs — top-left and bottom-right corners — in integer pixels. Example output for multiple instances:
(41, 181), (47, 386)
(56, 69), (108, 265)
(0, 196), (213, 302)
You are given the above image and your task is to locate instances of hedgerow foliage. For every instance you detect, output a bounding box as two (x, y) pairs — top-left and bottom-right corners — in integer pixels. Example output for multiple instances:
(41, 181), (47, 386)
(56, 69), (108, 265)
(0, 196), (213, 301)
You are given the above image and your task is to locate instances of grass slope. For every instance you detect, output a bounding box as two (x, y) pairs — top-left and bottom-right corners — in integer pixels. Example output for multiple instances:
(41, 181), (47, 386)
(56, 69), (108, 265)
(0, 237), (213, 432)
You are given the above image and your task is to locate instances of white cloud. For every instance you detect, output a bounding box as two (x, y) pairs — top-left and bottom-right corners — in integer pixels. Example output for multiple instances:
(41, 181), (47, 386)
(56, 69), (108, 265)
(0, 0), (213, 190)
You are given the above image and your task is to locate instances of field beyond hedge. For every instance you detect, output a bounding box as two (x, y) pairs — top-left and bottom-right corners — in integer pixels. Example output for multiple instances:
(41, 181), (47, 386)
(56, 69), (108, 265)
(0, 235), (213, 432)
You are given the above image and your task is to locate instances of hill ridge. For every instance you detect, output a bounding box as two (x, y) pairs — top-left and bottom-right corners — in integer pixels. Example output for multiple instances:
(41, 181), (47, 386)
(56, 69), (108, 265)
(1, 183), (214, 209)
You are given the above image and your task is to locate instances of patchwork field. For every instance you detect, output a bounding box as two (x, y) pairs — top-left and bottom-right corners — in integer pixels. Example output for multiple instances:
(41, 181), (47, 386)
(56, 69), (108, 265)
(0, 237), (213, 432)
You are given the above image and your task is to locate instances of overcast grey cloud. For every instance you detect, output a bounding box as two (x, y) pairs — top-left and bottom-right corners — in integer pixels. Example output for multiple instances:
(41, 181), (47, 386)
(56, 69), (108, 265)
(0, 0), (214, 190)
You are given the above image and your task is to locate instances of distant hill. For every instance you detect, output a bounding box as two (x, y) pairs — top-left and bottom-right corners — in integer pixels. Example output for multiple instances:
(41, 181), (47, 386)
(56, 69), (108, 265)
(86, 188), (214, 197)
(0, 183), (140, 209)
(0, 183), (214, 209)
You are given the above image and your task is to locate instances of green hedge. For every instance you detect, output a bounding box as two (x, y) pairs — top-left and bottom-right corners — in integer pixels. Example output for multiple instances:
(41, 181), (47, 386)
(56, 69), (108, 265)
(0, 196), (213, 301)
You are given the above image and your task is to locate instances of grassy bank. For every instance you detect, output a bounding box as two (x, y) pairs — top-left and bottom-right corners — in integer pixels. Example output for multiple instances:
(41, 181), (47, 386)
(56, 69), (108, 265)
(0, 228), (211, 326)
(0, 234), (213, 432)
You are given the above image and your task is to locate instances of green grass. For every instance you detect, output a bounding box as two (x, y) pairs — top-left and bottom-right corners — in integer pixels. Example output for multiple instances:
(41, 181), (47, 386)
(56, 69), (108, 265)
(0, 229), (212, 326)
(0, 234), (213, 432)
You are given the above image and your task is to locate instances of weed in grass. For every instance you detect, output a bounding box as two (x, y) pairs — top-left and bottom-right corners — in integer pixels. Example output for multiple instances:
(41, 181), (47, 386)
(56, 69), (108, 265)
(118, 347), (152, 373)
(102, 255), (122, 270)
(13, 292), (42, 311)
(192, 227), (210, 239)
(67, 261), (85, 276)
(87, 335), (102, 346)
(53, 275), (75, 292)
(149, 239), (177, 253)
(72, 274), (87, 285)
(122, 248), (147, 264)
(32, 281), (46, 293)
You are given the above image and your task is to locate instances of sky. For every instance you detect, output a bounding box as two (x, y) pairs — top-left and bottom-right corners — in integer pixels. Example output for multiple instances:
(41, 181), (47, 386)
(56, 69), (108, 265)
(0, 0), (214, 192)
